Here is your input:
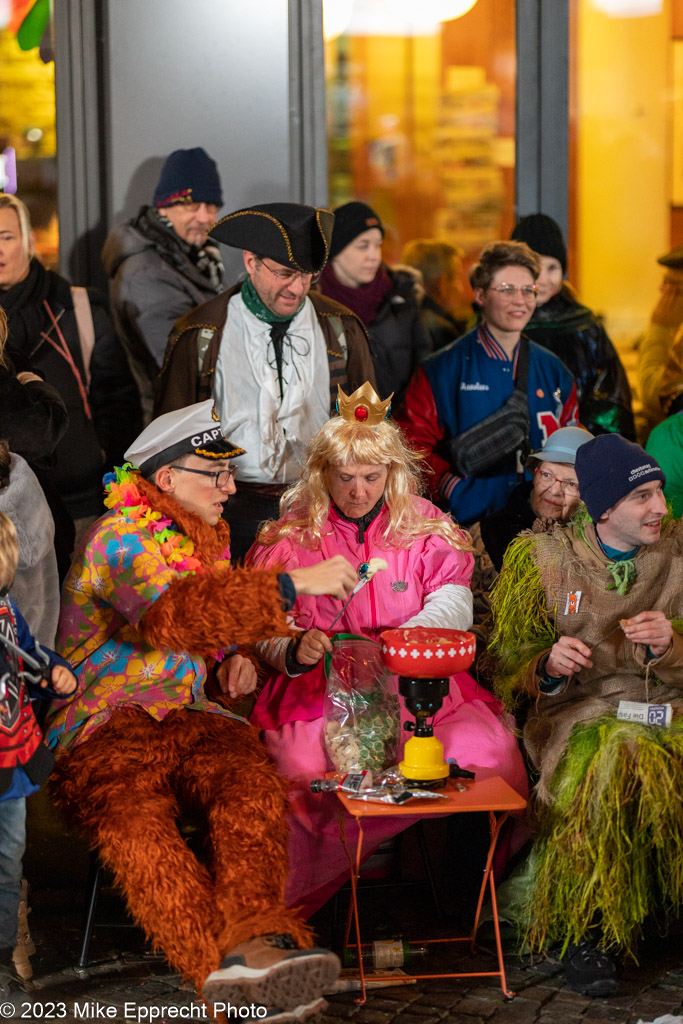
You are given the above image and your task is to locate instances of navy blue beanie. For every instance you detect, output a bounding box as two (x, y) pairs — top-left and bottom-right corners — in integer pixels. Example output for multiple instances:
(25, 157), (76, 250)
(575, 434), (665, 522)
(154, 148), (223, 208)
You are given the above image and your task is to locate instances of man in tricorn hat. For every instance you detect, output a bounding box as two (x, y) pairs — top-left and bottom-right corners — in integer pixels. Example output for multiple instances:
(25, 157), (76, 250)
(46, 399), (357, 1016)
(155, 202), (376, 559)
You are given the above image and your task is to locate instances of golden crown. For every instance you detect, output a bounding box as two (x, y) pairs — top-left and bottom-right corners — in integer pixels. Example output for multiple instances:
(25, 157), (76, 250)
(336, 382), (393, 427)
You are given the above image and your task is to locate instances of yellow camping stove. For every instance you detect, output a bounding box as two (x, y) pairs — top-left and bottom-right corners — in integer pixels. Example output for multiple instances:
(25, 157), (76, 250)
(398, 676), (450, 788)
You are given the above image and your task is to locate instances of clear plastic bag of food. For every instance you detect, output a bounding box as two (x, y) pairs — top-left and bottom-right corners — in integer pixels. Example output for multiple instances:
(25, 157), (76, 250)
(323, 634), (399, 774)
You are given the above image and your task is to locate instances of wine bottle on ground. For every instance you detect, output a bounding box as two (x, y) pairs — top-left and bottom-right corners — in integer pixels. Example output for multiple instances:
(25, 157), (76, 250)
(342, 939), (428, 969)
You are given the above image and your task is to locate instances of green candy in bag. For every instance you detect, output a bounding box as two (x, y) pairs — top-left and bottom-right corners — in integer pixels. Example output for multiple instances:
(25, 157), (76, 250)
(323, 634), (400, 775)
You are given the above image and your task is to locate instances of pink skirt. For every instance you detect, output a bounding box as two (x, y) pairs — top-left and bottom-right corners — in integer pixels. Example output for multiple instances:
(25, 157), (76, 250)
(261, 683), (529, 918)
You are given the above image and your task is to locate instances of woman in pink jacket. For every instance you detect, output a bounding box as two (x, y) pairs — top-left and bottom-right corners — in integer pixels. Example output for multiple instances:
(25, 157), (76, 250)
(246, 384), (528, 916)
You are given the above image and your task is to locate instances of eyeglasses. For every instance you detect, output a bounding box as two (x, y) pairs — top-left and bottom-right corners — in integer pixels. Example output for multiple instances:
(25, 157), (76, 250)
(489, 284), (538, 301)
(169, 464), (237, 488)
(535, 467), (579, 495)
(255, 257), (320, 286)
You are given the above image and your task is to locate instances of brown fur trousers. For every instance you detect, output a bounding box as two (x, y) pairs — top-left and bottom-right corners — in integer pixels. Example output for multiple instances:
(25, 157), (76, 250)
(50, 707), (313, 991)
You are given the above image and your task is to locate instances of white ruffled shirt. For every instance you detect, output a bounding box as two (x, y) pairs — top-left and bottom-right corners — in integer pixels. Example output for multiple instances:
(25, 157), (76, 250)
(213, 293), (331, 484)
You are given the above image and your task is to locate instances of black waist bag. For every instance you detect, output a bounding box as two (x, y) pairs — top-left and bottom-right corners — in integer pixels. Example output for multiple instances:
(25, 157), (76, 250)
(437, 338), (530, 478)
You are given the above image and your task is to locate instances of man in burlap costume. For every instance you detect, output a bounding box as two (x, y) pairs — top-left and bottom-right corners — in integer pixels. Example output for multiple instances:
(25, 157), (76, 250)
(490, 434), (683, 997)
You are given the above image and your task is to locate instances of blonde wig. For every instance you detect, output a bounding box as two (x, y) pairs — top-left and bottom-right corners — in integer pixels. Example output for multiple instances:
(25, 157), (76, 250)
(258, 416), (472, 552)
(0, 511), (18, 591)
(0, 194), (35, 262)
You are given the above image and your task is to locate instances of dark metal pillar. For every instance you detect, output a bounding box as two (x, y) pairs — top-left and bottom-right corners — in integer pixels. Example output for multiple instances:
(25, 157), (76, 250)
(515, 0), (569, 237)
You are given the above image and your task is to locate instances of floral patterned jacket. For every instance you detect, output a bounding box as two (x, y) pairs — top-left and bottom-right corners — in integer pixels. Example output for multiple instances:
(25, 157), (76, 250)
(46, 469), (291, 752)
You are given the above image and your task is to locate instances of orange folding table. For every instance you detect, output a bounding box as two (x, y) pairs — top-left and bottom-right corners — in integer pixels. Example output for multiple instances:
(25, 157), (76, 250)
(335, 775), (527, 1002)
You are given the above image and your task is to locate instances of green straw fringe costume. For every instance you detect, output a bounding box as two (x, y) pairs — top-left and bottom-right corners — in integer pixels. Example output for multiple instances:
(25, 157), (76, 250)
(489, 509), (683, 956)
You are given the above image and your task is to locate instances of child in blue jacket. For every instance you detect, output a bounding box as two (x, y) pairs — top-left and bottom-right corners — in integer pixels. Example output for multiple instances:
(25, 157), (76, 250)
(0, 510), (76, 992)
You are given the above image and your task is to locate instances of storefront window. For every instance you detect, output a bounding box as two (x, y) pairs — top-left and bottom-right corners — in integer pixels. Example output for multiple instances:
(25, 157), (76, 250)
(0, 5), (58, 270)
(570, 1), (671, 356)
(323, 0), (516, 278)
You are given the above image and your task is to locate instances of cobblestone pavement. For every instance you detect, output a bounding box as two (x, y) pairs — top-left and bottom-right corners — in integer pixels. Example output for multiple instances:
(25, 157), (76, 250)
(10, 795), (683, 1024)
(7, 881), (682, 1024)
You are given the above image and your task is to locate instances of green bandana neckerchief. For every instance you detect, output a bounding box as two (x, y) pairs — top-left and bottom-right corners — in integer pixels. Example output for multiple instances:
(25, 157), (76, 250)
(596, 532), (638, 595)
(605, 558), (637, 595)
(574, 505), (639, 596)
(241, 276), (307, 401)
(240, 276), (304, 323)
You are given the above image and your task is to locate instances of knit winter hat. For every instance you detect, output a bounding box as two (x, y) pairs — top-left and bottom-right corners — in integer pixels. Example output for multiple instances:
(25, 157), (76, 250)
(575, 434), (665, 522)
(511, 213), (567, 273)
(329, 202), (384, 259)
(153, 148), (223, 208)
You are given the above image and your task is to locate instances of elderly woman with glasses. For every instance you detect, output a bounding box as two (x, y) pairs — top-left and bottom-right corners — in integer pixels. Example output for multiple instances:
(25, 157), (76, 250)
(245, 384), (528, 918)
(468, 427), (593, 665)
(399, 240), (579, 528)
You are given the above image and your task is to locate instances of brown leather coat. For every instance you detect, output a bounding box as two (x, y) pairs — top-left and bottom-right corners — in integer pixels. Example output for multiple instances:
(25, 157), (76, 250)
(154, 283), (375, 416)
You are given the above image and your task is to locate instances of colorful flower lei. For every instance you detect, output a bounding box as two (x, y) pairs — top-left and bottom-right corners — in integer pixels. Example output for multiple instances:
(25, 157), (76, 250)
(103, 464), (228, 576)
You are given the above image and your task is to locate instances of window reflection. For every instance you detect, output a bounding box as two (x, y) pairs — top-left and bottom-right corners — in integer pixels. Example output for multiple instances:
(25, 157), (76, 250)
(0, 18), (57, 271)
(324, 0), (516, 272)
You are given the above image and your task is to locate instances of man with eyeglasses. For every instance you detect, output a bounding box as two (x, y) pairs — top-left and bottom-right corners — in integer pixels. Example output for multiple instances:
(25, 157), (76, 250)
(399, 240), (579, 526)
(47, 399), (359, 1018)
(103, 148), (226, 422)
(490, 433), (683, 998)
(155, 202), (375, 560)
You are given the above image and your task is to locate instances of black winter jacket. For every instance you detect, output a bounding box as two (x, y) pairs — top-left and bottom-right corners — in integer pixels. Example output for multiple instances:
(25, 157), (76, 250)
(523, 286), (635, 439)
(479, 480), (536, 572)
(2, 263), (141, 518)
(368, 268), (433, 407)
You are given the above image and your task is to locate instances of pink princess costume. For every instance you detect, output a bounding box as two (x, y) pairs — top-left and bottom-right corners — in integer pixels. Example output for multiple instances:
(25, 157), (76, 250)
(246, 497), (528, 917)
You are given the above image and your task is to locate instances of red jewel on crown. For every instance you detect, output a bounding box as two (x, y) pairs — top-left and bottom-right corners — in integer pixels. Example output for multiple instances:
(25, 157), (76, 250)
(355, 406), (369, 422)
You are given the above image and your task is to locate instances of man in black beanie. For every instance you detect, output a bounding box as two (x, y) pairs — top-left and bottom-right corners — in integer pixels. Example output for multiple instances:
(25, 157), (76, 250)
(155, 202), (375, 560)
(490, 432), (683, 998)
(102, 147), (225, 421)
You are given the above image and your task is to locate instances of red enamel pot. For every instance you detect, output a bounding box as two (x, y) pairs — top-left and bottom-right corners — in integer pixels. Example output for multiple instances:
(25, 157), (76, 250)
(379, 627), (476, 677)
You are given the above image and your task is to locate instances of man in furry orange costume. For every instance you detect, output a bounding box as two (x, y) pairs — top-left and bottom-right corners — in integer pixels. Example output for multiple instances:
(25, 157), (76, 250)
(45, 400), (356, 1019)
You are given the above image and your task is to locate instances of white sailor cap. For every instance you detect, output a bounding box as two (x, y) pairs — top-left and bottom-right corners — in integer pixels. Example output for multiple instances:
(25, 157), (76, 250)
(124, 400), (245, 477)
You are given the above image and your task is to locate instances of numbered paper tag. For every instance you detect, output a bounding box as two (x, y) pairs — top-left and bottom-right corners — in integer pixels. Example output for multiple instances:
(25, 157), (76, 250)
(617, 700), (672, 727)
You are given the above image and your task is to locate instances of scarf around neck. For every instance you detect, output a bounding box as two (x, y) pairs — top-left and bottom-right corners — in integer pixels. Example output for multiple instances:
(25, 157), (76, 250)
(0, 258), (53, 355)
(147, 207), (224, 291)
(241, 276), (311, 401)
(319, 262), (393, 327)
(240, 275), (304, 323)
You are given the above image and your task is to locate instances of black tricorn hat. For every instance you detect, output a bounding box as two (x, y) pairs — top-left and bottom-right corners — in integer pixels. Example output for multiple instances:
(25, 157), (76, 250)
(209, 202), (335, 273)
(657, 245), (683, 269)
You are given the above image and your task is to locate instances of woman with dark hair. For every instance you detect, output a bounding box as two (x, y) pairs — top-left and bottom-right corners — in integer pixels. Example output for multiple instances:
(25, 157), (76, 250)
(317, 202), (432, 405)
(510, 213), (634, 439)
